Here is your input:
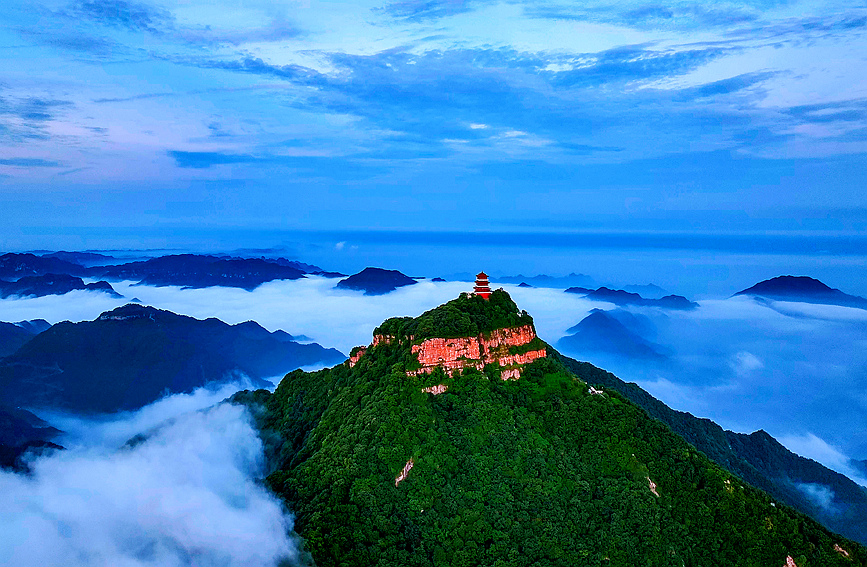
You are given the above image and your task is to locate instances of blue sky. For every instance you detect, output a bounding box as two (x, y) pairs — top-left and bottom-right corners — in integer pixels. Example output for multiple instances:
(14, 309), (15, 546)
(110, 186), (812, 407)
(1, 0), (867, 248)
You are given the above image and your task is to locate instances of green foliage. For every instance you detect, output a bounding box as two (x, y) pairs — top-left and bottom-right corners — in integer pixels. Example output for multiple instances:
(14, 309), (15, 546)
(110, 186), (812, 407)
(374, 290), (533, 342)
(234, 292), (866, 567)
(507, 336), (546, 356)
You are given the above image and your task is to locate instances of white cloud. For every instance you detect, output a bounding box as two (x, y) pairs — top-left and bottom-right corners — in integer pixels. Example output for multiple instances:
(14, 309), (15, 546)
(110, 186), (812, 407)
(795, 482), (837, 512)
(3, 277), (867, 473)
(0, 387), (299, 567)
(731, 351), (764, 377)
(779, 433), (867, 488)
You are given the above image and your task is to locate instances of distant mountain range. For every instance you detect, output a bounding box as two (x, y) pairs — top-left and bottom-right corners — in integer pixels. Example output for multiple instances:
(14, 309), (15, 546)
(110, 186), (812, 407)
(566, 286), (698, 309)
(0, 253), (89, 279)
(495, 272), (596, 288)
(39, 251), (117, 266)
(0, 304), (345, 413)
(0, 273), (121, 299)
(93, 254), (307, 290)
(336, 267), (418, 295)
(736, 276), (867, 309)
(557, 308), (667, 361)
(0, 252), (346, 293)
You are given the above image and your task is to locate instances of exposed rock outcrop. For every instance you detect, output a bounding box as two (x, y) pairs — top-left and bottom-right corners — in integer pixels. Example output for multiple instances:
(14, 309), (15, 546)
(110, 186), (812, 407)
(407, 324), (545, 378)
(354, 323), (546, 380)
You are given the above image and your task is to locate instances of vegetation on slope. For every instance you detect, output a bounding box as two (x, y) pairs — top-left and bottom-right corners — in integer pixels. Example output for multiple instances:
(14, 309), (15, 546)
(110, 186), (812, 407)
(554, 354), (867, 546)
(234, 292), (865, 567)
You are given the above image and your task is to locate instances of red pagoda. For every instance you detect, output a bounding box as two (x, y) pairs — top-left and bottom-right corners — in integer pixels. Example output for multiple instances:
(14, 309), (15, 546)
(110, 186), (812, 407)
(474, 272), (492, 299)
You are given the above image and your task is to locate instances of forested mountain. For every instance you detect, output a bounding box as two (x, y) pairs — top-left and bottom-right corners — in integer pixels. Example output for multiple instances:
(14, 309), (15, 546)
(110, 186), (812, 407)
(0, 304), (345, 413)
(233, 291), (865, 566)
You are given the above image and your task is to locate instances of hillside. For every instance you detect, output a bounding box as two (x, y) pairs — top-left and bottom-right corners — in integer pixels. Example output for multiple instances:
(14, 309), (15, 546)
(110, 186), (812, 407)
(0, 304), (345, 413)
(234, 290), (865, 566)
(735, 276), (867, 309)
(0, 320), (49, 358)
(554, 354), (867, 546)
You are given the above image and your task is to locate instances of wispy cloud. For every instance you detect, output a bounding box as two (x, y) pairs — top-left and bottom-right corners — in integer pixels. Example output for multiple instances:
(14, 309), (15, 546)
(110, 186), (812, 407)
(167, 150), (263, 169)
(0, 157), (62, 167)
(380, 0), (476, 22)
(69, 0), (173, 33)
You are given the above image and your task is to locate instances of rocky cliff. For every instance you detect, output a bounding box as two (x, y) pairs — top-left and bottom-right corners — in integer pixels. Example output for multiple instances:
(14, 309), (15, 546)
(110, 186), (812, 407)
(406, 324), (545, 378)
(349, 291), (546, 379)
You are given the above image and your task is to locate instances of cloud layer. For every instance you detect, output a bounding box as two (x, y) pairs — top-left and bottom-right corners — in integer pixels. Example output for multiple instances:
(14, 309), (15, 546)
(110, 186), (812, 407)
(2, 275), (866, 482)
(0, 384), (299, 566)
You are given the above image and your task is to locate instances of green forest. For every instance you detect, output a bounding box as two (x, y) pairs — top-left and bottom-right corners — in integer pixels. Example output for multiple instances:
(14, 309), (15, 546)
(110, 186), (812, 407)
(233, 292), (866, 567)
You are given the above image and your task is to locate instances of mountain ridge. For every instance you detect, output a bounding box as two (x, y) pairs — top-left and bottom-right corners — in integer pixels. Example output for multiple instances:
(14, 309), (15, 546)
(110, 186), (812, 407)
(553, 353), (867, 546)
(0, 304), (345, 413)
(565, 286), (698, 310)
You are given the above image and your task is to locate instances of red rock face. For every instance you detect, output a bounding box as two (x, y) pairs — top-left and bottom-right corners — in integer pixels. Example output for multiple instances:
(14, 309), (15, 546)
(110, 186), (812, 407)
(348, 347), (366, 368)
(408, 324), (546, 379)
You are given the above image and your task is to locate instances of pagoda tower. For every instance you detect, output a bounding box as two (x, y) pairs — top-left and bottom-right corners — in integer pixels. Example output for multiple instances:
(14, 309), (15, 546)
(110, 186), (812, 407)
(474, 272), (492, 299)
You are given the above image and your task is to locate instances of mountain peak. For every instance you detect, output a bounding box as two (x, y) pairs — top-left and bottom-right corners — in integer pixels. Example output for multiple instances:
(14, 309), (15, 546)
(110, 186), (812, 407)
(737, 275), (835, 296)
(352, 289), (545, 380)
(336, 267), (417, 295)
(735, 275), (867, 308)
(96, 303), (163, 321)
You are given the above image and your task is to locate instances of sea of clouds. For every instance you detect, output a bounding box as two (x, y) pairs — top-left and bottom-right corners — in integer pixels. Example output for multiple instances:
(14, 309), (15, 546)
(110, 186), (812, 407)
(1, 273), (866, 554)
(0, 383), (301, 567)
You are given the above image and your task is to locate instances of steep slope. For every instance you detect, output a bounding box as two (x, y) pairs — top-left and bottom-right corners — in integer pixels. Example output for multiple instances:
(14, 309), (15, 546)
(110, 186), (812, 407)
(735, 276), (867, 309)
(0, 321), (45, 358)
(0, 304), (345, 413)
(554, 354), (867, 546)
(336, 267), (418, 295)
(236, 290), (865, 566)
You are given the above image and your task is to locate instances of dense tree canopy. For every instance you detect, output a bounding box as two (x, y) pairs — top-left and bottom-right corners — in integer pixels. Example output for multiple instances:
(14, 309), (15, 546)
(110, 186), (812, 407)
(234, 292), (866, 567)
